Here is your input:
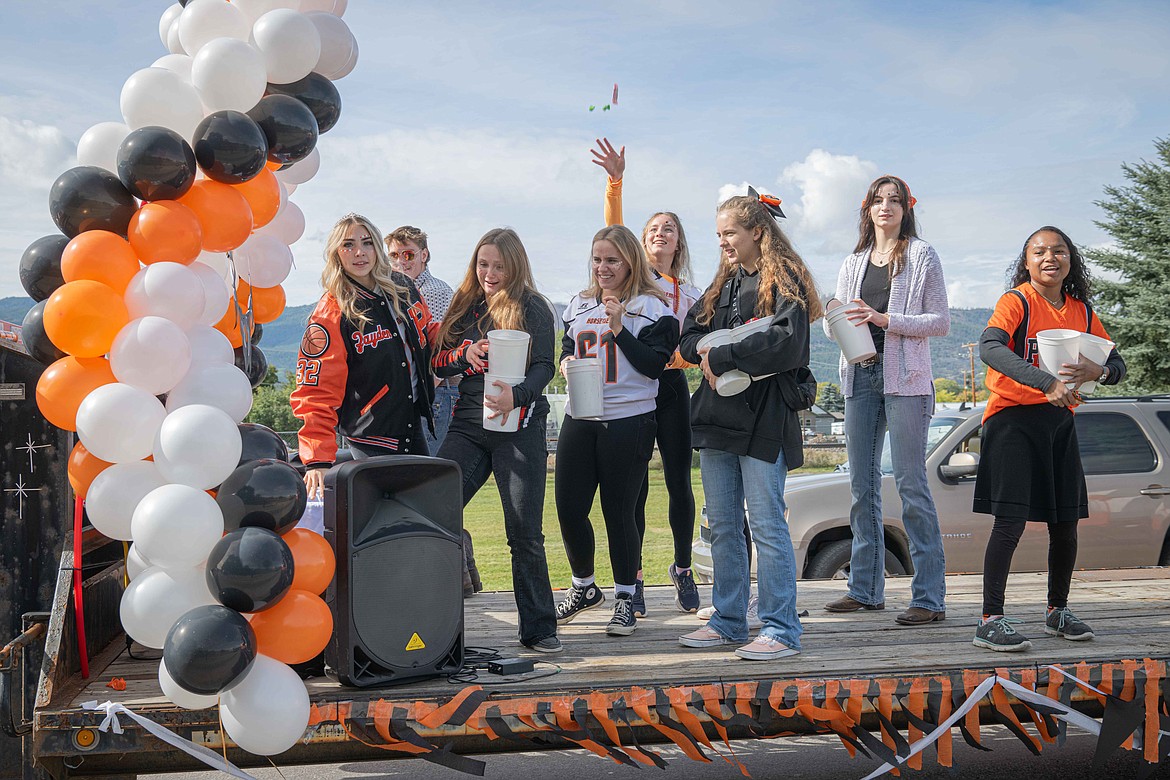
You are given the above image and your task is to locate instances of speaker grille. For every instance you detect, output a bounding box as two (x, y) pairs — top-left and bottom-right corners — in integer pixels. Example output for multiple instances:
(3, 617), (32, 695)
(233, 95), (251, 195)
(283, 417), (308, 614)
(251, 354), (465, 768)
(351, 534), (462, 670)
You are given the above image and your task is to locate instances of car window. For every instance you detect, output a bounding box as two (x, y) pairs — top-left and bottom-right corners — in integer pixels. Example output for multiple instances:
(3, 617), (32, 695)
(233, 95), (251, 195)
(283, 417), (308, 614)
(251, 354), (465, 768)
(1158, 411), (1170, 434)
(879, 416), (964, 474)
(1075, 412), (1156, 475)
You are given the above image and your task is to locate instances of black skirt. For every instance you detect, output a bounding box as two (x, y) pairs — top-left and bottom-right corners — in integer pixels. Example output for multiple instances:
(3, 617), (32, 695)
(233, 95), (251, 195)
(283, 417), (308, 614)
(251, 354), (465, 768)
(972, 403), (1087, 523)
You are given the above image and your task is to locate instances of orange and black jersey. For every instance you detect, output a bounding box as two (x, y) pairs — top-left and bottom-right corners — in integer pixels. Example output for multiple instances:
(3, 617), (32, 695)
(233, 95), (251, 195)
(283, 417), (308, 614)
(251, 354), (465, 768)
(291, 273), (439, 467)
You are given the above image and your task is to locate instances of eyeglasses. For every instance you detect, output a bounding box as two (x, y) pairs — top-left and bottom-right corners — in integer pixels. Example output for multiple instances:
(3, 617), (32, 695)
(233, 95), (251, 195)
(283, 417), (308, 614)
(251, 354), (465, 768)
(391, 250), (418, 263)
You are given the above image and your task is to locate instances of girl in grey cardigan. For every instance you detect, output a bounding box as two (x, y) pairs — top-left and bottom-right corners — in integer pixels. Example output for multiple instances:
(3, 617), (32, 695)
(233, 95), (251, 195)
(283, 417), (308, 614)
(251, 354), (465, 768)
(823, 175), (950, 626)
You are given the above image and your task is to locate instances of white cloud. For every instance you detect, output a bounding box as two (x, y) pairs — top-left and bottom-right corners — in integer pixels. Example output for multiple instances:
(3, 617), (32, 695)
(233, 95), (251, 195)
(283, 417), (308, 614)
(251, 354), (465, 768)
(776, 149), (878, 256)
(0, 115), (74, 188)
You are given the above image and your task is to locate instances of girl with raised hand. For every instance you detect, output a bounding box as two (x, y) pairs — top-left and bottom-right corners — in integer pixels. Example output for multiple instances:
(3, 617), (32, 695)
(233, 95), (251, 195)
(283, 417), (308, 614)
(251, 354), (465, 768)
(591, 138), (703, 616)
(554, 225), (679, 637)
(677, 192), (821, 661)
(431, 228), (562, 654)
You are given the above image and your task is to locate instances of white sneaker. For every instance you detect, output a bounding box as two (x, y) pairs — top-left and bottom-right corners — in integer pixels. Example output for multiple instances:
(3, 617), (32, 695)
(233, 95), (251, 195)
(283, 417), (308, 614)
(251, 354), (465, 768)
(695, 595), (763, 629)
(735, 633), (799, 661)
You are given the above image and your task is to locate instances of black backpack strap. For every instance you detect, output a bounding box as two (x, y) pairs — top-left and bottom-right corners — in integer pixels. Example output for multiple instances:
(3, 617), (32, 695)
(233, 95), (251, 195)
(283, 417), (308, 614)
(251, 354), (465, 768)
(1083, 299), (1094, 333)
(1007, 289), (1030, 358)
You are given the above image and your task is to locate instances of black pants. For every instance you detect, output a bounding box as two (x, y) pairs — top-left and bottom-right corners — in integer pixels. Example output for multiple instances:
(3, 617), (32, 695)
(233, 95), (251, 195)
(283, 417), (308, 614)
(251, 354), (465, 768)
(555, 412), (656, 587)
(982, 517), (1079, 615)
(634, 370), (696, 569)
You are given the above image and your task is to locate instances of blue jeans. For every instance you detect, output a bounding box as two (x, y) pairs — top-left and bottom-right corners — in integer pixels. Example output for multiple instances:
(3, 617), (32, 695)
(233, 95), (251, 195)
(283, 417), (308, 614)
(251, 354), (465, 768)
(700, 447), (802, 649)
(844, 362), (946, 612)
(425, 385), (459, 454)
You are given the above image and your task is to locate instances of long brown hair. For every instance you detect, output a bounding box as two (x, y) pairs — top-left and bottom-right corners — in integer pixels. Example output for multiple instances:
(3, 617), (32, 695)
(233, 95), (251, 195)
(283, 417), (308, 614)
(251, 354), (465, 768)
(320, 214), (410, 328)
(695, 196), (822, 325)
(853, 175), (919, 278)
(640, 211), (693, 284)
(582, 225), (668, 305)
(439, 228), (546, 349)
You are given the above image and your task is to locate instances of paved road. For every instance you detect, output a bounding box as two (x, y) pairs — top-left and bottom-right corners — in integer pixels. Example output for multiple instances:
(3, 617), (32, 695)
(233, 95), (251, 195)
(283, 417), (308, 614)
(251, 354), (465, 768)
(143, 726), (1160, 779)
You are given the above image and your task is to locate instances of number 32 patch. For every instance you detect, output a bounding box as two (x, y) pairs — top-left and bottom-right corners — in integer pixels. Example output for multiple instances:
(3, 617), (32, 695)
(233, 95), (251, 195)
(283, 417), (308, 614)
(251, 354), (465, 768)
(296, 359), (321, 386)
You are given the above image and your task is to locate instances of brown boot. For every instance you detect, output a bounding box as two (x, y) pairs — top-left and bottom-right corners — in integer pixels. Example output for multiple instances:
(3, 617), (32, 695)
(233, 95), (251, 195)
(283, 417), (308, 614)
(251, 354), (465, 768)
(824, 595), (884, 613)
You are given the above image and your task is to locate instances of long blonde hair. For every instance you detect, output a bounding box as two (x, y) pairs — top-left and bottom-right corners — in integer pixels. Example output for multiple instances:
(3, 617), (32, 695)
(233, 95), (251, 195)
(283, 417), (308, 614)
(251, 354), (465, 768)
(320, 214), (411, 328)
(695, 196), (823, 325)
(439, 228), (545, 348)
(582, 225), (668, 305)
(641, 211), (693, 284)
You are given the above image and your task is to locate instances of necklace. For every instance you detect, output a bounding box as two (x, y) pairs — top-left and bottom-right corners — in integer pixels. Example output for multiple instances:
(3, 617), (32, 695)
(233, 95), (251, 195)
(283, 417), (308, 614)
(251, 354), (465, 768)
(1030, 282), (1063, 307)
(871, 247), (895, 267)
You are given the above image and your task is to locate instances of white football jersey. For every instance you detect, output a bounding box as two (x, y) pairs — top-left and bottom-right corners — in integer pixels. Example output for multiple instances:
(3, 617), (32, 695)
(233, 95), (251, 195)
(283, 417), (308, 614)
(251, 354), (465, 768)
(655, 272), (702, 322)
(561, 293), (677, 421)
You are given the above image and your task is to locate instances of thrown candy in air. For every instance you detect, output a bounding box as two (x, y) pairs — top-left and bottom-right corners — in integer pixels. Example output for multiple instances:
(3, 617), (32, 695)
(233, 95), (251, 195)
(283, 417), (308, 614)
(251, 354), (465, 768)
(612, 83), (618, 105)
(588, 105), (595, 112)
(602, 105), (610, 111)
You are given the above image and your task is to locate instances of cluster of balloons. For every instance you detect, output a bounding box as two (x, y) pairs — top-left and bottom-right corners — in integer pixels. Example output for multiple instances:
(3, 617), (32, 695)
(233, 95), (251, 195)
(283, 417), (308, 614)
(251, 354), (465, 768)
(21, 0), (357, 759)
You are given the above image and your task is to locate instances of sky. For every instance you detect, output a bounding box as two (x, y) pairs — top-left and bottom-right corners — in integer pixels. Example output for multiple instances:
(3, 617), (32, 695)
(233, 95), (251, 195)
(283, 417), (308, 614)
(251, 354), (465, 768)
(2, 1), (1170, 310)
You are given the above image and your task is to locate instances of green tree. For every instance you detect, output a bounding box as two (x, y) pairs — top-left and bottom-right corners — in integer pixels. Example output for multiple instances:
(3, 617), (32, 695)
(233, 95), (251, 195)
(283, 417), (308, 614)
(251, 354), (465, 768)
(246, 366), (300, 436)
(816, 381), (844, 413)
(1083, 137), (1170, 393)
(933, 377), (964, 403)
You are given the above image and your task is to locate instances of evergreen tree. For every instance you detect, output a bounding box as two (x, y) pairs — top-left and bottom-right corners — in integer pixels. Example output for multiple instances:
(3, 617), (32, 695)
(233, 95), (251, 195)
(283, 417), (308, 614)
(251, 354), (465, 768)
(1083, 137), (1170, 393)
(246, 367), (300, 437)
(816, 382), (844, 413)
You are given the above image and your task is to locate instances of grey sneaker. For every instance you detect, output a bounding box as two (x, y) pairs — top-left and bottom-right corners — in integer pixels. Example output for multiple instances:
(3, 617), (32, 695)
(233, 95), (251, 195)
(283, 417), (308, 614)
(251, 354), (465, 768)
(555, 583), (605, 624)
(973, 616), (1032, 652)
(669, 564), (700, 613)
(1045, 607), (1094, 641)
(606, 593), (637, 636)
(631, 579), (647, 617)
(522, 635), (564, 654)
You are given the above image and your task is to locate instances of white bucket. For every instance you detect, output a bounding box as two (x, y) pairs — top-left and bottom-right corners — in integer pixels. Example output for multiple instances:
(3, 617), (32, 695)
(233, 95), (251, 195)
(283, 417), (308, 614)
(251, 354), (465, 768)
(487, 329), (530, 377)
(482, 373), (526, 432)
(565, 358), (604, 419)
(1077, 332), (1115, 394)
(696, 329), (751, 396)
(731, 318), (776, 381)
(824, 300), (877, 365)
(1036, 328), (1081, 384)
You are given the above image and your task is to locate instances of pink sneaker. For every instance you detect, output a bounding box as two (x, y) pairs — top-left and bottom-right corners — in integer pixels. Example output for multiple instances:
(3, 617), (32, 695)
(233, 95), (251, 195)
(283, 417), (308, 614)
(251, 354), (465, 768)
(679, 626), (736, 648)
(735, 634), (799, 660)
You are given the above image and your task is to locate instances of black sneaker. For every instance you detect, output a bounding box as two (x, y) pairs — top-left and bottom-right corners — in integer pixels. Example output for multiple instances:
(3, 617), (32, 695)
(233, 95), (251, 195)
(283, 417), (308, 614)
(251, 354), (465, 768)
(555, 583), (605, 624)
(669, 564), (700, 613)
(632, 579), (647, 617)
(522, 635), (564, 654)
(1045, 607), (1094, 641)
(973, 616), (1031, 652)
(607, 593), (637, 636)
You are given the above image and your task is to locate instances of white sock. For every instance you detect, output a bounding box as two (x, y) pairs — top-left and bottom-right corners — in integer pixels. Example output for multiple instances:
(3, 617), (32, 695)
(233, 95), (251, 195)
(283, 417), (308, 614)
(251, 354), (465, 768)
(571, 575), (595, 589)
(614, 583), (636, 598)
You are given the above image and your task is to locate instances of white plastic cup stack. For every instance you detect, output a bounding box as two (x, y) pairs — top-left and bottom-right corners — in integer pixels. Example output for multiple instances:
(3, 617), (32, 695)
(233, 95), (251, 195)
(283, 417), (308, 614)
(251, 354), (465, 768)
(482, 374), (525, 432)
(696, 329), (751, 396)
(1077, 332), (1115, 394)
(565, 358), (604, 419)
(1036, 329), (1081, 385)
(730, 318), (775, 382)
(486, 329), (530, 376)
(824, 298), (877, 365)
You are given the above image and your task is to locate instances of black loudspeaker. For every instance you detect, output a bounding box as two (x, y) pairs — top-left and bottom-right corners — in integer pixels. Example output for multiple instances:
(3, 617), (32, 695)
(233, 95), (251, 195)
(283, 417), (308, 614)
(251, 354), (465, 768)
(323, 456), (464, 687)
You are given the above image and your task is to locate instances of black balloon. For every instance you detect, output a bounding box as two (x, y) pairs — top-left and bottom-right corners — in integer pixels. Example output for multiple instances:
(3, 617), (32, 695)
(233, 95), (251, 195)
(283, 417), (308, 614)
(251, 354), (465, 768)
(48, 166), (138, 238)
(162, 605), (256, 696)
(250, 321), (264, 345)
(247, 95), (318, 165)
(18, 235), (68, 302)
(192, 110), (269, 184)
(217, 459), (308, 535)
(234, 343), (269, 389)
(265, 73), (342, 134)
(238, 423), (290, 466)
(116, 125), (197, 201)
(20, 300), (66, 365)
(206, 527), (295, 613)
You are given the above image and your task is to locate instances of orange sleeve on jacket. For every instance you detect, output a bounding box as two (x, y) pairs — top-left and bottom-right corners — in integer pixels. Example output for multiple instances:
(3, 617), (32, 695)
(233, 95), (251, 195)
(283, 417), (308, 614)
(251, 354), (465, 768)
(604, 176), (623, 227)
(290, 295), (348, 467)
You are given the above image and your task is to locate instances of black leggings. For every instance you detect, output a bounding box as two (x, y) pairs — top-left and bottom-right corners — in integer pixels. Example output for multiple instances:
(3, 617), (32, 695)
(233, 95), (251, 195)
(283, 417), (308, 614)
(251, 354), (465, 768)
(635, 370), (696, 569)
(555, 412), (656, 587)
(982, 518), (1079, 615)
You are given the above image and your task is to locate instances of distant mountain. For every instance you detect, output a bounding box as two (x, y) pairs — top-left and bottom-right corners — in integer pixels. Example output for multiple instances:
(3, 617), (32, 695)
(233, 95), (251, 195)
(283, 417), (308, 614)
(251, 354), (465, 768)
(0, 296), (34, 325)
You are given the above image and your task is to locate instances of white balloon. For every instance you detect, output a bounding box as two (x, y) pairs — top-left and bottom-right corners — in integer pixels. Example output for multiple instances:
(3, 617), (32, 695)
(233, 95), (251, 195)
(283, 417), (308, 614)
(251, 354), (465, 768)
(220, 655), (310, 755)
(77, 122), (131, 173)
(260, 201), (305, 245)
(301, 0), (345, 14)
(233, 0), (303, 23)
(282, 181), (298, 196)
(159, 3), (184, 49)
(187, 325), (235, 365)
(111, 317), (192, 395)
(253, 10), (321, 84)
(274, 146), (319, 186)
(120, 566), (216, 649)
(126, 544), (152, 581)
(167, 364), (254, 422)
(160, 660), (220, 709)
(178, 0), (250, 56)
(305, 12), (355, 79)
(233, 233), (294, 288)
(125, 262), (206, 329)
(132, 484), (225, 569)
(120, 67), (204, 141)
(189, 262), (231, 325)
(77, 384), (167, 463)
(154, 404), (243, 489)
(151, 53), (194, 84)
(166, 18), (187, 55)
(87, 461), (168, 542)
(192, 38), (268, 114)
(195, 249), (228, 277)
(330, 39), (358, 80)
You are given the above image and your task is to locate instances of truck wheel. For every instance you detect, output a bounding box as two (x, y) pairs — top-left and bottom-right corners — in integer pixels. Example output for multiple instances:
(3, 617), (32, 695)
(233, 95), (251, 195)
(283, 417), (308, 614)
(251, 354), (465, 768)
(806, 539), (907, 580)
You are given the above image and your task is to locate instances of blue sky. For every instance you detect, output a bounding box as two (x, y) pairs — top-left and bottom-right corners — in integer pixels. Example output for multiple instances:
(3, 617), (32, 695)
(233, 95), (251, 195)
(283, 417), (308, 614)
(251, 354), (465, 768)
(3, 1), (1169, 309)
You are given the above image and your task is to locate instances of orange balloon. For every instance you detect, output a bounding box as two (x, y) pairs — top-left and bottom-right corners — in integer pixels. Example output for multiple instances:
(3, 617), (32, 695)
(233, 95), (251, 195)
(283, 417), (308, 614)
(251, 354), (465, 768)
(265, 159), (282, 171)
(179, 180), (253, 252)
(60, 231), (141, 293)
(213, 303), (253, 348)
(128, 201), (203, 265)
(232, 168), (281, 228)
(36, 356), (117, 430)
(283, 529), (336, 595)
(237, 281), (286, 324)
(67, 441), (113, 500)
(43, 280), (129, 358)
(249, 590), (333, 665)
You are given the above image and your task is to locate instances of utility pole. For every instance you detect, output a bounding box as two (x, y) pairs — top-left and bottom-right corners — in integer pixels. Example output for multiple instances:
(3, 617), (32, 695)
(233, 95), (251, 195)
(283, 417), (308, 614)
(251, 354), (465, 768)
(962, 343), (978, 404)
